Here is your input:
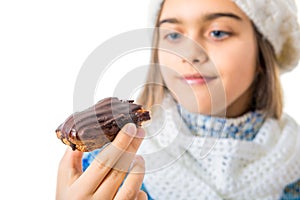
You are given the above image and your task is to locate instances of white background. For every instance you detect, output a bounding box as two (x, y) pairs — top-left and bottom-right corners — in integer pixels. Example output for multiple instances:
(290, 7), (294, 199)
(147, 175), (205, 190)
(0, 1), (299, 199)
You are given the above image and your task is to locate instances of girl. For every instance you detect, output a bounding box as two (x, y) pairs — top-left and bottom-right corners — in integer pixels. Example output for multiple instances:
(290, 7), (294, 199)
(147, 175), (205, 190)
(56, 0), (300, 199)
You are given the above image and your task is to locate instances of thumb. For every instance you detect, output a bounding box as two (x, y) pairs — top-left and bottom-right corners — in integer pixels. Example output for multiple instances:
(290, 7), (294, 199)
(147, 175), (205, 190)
(57, 147), (83, 186)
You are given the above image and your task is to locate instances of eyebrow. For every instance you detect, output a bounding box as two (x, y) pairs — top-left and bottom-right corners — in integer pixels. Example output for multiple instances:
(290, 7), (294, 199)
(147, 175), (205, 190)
(158, 18), (181, 26)
(204, 13), (242, 21)
(158, 12), (242, 26)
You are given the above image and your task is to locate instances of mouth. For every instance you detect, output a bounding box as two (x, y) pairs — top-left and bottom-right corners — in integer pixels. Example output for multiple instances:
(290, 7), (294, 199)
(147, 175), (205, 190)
(180, 74), (217, 85)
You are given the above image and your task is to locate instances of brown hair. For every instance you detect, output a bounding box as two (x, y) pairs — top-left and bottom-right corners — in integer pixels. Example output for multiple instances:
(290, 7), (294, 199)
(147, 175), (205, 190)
(137, 4), (166, 109)
(137, 5), (283, 119)
(252, 30), (283, 119)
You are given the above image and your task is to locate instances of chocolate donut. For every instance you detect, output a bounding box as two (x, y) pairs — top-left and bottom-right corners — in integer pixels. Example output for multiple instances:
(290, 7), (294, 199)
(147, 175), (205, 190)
(55, 97), (150, 152)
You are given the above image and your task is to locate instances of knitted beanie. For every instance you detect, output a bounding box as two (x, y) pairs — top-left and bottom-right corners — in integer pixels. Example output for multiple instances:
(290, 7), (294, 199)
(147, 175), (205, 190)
(148, 0), (300, 72)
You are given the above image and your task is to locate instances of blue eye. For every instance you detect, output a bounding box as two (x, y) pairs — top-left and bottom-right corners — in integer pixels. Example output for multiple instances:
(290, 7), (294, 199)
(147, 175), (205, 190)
(166, 32), (182, 41)
(210, 30), (230, 39)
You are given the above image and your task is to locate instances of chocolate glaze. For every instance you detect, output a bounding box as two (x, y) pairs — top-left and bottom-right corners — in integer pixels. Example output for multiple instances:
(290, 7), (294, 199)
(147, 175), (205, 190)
(56, 97), (150, 152)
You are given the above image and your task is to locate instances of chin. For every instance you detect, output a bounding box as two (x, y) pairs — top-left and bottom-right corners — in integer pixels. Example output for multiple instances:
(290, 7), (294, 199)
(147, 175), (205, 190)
(179, 100), (212, 114)
(179, 99), (227, 117)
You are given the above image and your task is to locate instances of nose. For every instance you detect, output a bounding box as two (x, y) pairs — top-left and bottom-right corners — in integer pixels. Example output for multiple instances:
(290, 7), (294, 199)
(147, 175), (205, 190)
(181, 37), (208, 65)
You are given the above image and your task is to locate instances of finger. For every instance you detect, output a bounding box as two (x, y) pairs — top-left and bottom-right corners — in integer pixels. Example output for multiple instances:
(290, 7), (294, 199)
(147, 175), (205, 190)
(56, 147), (83, 199)
(57, 147), (83, 185)
(73, 123), (138, 194)
(91, 154), (136, 199)
(125, 127), (145, 153)
(91, 130), (145, 199)
(112, 127), (145, 172)
(113, 155), (145, 200)
(136, 191), (148, 200)
(92, 168), (127, 200)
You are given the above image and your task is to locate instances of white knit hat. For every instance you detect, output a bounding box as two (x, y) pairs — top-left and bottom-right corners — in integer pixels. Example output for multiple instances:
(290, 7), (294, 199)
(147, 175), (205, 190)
(148, 0), (300, 72)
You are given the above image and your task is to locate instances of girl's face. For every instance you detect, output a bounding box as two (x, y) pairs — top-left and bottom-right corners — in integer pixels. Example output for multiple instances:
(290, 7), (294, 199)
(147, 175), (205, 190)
(157, 0), (258, 117)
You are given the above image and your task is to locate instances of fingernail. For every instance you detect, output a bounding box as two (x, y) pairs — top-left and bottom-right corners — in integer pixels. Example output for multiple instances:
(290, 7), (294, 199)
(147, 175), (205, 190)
(124, 123), (137, 136)
(136, 128), (145, 138)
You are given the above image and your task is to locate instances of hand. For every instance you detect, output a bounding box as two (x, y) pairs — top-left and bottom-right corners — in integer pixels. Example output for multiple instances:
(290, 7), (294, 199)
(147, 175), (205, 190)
(56, 123), (147, 200)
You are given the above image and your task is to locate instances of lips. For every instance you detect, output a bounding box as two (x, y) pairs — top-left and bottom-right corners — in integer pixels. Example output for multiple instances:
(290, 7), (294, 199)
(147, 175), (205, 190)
(181, 74), (217, 85)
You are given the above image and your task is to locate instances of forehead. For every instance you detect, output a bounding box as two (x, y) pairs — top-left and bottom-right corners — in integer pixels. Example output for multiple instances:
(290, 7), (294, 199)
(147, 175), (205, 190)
(160, 0), (249, 22)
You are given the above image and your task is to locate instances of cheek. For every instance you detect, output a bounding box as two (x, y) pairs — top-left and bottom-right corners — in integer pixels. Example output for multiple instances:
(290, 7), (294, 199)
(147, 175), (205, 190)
(158, 50), (183, 81)
(158, 51), (181, 69)
(215, 42), (257, 103)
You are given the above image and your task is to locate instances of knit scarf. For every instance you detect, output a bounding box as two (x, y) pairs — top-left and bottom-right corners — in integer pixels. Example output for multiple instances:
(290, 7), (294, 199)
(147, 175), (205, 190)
(177, 104), (265, 141)
(139, 95), (300, 200)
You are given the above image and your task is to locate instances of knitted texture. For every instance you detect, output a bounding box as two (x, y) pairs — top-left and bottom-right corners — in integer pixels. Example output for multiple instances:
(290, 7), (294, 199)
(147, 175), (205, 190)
(177, 104), (265, 141)
(147, 0), (300, 72)
(138, 95), (300, 200)
(231, 0), (300, 72)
